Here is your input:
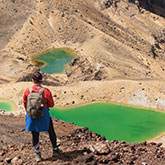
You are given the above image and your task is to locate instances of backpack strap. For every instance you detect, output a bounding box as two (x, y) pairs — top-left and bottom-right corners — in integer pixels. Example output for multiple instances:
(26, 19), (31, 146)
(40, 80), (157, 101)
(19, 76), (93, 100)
(39, 87), (45, 95)
(29, 87), (45, 94)
(29, 87), (33, 93)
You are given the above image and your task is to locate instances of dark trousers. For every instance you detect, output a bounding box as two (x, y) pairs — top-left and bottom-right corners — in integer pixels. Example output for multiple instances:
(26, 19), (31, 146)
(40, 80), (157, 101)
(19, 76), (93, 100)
(31, 118), (57, 149)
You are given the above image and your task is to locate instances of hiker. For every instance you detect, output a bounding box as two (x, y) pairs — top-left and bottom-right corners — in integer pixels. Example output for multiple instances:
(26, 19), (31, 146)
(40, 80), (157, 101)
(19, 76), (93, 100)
(23, 70), (60, 162)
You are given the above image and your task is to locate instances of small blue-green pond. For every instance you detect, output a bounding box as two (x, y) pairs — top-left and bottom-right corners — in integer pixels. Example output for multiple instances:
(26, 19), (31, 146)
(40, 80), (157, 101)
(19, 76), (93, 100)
(32, 48), (75, 74)
(0, 99), (17, 112)
(50, 102), (165, 143)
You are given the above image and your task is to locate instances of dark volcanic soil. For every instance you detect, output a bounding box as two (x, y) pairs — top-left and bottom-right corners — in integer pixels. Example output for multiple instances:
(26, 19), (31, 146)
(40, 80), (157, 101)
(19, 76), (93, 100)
(1, 115), (165, 165)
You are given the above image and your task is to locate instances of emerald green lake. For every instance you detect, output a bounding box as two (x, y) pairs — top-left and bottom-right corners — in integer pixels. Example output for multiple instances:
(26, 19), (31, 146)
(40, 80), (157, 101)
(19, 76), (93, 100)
(32, 49), (75, 74)
(50, 102), (165, 143)
(0, 99), (17, 112)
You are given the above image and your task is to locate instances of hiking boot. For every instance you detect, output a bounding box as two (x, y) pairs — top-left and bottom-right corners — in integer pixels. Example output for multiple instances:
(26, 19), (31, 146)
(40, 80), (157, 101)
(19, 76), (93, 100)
(35, 152), (42, 162)
(52, 147), (61, 157)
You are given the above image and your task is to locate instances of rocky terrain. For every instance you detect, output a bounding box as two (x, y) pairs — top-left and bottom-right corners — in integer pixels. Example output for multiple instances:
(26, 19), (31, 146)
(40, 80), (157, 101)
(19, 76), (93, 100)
(1, 114), (165, 165)
(0, 0), (165, 164)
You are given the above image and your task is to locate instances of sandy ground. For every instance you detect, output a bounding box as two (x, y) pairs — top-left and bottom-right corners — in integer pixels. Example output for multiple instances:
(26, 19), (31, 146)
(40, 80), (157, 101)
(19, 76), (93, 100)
(1, 80), (165, 111)
(151, 134), (165, 148)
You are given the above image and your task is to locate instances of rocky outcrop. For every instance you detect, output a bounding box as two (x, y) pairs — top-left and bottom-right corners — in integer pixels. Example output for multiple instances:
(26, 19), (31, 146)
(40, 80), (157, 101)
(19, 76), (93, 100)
(152, 29), (165, 59)
(65, 57), (108, 82)
(16, 66), (68, 86)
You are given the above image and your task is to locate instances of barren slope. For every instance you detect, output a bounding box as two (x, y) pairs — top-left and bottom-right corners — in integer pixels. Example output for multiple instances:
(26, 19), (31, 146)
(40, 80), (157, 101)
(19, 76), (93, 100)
(0, 0), (165, 115)
(0, 0), (164, 81)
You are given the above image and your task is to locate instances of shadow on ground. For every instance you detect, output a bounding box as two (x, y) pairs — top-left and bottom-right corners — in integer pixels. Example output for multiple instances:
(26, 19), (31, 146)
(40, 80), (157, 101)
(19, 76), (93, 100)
(129, 0), (165, 17)
(43, 149), (90, 162)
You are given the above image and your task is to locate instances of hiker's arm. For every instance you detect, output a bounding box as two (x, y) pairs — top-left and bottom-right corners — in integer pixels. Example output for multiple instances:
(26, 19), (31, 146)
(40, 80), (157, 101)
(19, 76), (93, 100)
(45, 89), (54, 107)
(23, 88), (30, 108)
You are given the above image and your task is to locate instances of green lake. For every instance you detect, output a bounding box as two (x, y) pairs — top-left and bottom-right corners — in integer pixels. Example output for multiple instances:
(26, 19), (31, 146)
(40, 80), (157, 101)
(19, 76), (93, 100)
(0, 99), (17, 112)
(32, 48), (75, 74)
(50, 102), (165, 143)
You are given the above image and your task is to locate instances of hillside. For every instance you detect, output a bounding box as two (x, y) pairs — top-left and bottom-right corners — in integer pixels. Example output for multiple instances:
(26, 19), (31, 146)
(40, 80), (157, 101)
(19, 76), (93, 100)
(0, 0), (165, 81)
(0, 0), (165, 110)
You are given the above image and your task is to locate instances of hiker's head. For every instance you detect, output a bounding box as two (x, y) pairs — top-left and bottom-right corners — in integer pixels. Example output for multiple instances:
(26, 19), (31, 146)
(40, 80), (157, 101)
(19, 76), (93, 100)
(32, 71), (42, 84)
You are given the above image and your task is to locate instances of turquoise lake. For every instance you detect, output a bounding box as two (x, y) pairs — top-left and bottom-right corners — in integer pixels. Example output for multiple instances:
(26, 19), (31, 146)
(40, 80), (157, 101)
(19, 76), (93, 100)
(32, 48), (75, 74)
(0, 99), (17, 112)
(50, 102), (165, 143)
